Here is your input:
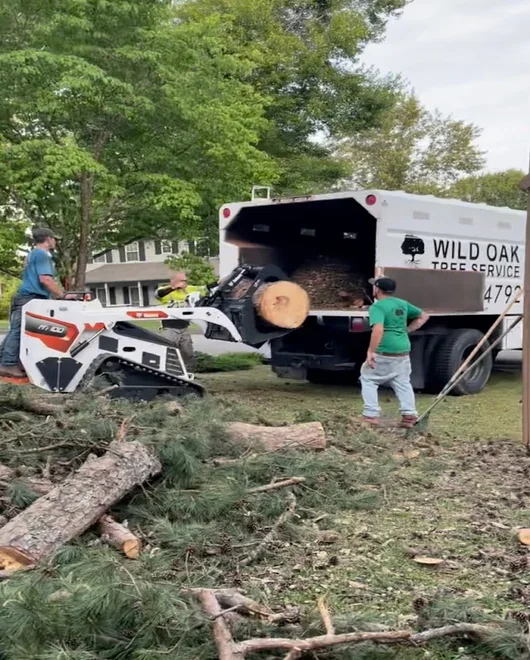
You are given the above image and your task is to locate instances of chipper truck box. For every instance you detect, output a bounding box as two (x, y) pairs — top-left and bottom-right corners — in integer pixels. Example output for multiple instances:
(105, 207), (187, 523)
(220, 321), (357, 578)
(218, 189), (525, 395)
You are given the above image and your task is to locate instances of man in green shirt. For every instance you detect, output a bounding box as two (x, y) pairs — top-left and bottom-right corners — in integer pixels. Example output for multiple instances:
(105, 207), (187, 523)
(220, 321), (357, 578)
(360, 277), (429, 428)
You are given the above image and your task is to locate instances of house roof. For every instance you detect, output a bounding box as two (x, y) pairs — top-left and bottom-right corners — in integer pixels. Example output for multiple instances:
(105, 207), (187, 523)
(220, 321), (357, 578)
(85, 257), (220, 285)
(85, 262), (170, 284)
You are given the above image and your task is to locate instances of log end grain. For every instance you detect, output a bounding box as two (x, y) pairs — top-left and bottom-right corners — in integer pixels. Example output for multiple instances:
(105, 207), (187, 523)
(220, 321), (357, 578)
(0, 546), (35, 571)
(98, 514), (142, 559)
(253, 281), (309, 329)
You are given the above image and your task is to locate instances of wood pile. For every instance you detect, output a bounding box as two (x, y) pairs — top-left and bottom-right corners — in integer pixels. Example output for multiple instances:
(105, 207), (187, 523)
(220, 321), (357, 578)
(0, 408), (326, 575)
(291, 257), (369, 310)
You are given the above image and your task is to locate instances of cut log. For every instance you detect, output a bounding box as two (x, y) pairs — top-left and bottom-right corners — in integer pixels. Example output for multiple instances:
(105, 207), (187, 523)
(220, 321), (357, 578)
(0, 441), (161, 571)
(226, 422), (326, 452)
(98, 514), (141, 559)
(253, 281), (309, 329)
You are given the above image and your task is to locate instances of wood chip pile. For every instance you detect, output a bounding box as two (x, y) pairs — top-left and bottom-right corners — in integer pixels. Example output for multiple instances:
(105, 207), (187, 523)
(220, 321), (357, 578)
(291, 257), (369, 310)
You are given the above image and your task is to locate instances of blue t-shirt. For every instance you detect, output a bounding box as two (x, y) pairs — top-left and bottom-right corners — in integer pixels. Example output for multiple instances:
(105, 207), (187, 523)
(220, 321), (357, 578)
(18, 248), (55, 297)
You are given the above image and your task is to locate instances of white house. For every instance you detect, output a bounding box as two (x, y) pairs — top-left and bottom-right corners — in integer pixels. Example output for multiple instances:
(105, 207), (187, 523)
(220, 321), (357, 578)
(85, 240), (219, 306)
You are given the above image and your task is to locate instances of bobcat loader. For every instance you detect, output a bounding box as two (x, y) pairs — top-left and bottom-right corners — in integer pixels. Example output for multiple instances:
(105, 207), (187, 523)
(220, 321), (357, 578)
(11, 265), (309, 400)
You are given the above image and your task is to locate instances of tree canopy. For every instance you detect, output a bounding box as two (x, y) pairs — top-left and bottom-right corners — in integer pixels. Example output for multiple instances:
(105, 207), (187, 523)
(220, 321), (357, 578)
(0, 0), (276, 286)
(177, 0), (407, 194)
(448, 169), (527, 211)
(336, 93), (486, 194)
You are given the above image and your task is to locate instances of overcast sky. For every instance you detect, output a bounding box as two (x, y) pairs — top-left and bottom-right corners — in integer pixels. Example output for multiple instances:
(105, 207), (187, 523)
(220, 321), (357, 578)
(363, 0), (530, 173)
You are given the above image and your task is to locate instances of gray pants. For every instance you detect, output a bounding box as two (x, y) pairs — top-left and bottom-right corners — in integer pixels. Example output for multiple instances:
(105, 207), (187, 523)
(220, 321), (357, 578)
(162, 327), (195, 370)
(360, 354), (417, 418)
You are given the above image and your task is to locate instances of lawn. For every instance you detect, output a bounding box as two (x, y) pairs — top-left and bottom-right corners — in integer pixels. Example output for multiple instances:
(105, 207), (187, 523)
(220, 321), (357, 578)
(202, 365), (522, 440)
(197, 366), (527, 657)
(0, 366), (526, 659)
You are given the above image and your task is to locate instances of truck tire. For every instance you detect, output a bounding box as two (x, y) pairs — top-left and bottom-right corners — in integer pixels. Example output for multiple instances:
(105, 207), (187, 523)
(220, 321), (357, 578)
(427, 328), (492, 396)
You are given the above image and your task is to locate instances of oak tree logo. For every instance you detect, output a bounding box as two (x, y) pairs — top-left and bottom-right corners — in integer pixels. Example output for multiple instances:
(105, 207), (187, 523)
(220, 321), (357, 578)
(401, 235), (425, 265)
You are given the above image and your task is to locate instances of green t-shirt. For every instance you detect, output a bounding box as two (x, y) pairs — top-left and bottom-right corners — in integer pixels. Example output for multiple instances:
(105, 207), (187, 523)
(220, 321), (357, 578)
(369, 297), (422, 354)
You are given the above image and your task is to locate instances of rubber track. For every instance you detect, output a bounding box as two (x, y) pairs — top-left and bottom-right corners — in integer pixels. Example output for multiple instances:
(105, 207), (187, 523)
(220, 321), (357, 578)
(77, 352), (205, 399)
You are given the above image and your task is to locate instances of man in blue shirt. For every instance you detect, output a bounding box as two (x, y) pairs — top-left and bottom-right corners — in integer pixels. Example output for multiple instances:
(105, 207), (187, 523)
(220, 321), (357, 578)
(0, 227), (65, 378)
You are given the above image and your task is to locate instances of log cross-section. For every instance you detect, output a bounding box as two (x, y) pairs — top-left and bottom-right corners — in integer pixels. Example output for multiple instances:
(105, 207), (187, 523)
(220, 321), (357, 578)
(0, 441), (161, 571)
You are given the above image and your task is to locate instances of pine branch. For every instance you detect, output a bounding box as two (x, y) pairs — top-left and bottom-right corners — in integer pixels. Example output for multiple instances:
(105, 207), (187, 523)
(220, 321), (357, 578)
(247, 477), (305, 494)
(240, 491), (297, 567)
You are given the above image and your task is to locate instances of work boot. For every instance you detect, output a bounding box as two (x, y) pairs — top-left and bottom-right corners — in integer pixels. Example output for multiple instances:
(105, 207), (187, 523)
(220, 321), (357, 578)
(0, 365), (26, 379)
(400, 415), (417, 429)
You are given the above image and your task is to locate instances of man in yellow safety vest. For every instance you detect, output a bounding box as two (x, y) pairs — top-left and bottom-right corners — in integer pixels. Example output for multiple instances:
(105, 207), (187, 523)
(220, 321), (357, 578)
(155, 271), (206, 369)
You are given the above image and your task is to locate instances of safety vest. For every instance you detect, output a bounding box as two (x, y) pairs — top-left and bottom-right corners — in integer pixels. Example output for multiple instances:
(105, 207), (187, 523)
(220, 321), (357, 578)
(155, 284), (206, 306)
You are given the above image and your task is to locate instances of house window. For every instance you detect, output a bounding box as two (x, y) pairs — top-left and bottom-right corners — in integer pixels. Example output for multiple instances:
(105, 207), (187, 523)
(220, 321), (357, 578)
(96, 287), (107, 307)
(126, 242), (139, 262)
(161, 240), (173, 254)
(129, 286), (140, 306)
(93, 254), (106, 264)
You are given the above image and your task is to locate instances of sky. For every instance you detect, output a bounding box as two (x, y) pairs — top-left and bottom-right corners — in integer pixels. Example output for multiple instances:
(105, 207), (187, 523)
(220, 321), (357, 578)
(363, 0), (530, 173)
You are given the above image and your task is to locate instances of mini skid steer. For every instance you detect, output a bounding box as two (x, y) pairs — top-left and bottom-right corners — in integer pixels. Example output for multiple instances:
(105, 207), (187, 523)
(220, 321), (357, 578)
(13, 265), (309, 400)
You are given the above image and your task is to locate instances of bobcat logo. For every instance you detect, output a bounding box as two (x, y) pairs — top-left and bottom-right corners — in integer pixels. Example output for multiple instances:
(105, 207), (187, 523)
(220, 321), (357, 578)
(401, 234), (425, 266)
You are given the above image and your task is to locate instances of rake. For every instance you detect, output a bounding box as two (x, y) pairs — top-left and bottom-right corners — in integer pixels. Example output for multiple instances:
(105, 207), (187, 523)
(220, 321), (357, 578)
(409, 314), (522, 435)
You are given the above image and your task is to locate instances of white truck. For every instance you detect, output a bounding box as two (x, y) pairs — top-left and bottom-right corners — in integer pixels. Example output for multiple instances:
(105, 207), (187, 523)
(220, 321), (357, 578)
(219, 189), (525, 395)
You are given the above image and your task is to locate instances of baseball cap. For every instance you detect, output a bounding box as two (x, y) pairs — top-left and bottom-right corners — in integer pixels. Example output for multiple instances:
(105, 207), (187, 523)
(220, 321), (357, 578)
(368, 277), (396, 293)
(32, 227), (58, 242)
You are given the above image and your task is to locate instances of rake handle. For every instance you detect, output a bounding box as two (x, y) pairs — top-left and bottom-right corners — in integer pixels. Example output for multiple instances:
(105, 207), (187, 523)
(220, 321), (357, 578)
(440, 288), (522, 393)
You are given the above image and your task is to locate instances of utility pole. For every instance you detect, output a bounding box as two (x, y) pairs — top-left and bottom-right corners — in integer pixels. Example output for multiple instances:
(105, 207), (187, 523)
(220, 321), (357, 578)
(520, 169), (530, 452)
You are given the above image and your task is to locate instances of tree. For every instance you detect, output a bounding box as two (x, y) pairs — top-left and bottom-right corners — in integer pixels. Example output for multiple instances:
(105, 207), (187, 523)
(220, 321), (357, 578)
(165, 253), (216, 286)
(336, 93), (486, 194)
(447, 169), (527, 210)
(176, 0), (408, 195)
(0, 215), (27, 278)
(0, 0), (277, 287)
(0, 276), (19, 318)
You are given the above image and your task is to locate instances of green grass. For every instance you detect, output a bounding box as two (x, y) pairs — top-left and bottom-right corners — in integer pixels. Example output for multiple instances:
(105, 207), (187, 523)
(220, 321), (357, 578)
(195, 365), (526, 654)
(195, 351), (265, 373)
(201, 366), (522, 440)
(0, 369), (526, 659)
(0, 320), (8, 330)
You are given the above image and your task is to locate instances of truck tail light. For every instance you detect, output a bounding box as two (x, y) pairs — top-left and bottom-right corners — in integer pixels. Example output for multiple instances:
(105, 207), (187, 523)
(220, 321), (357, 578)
(350, 317), (367, 332)
(365, 194), (377, 206)
(222, 207), (231, 218)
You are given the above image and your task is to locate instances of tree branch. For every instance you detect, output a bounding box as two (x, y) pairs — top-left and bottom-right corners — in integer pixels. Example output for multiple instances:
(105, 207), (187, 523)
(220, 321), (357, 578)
(189, 589), (496, 660)
(240, 492), (297, 567)
(247, 477), (305, 494)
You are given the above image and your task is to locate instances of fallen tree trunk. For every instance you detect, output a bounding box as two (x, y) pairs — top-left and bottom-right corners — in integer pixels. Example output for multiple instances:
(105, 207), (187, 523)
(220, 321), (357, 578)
(0, 441), (161, 572)
(252, 281), (309, 329)
(226, 422), (326, 452)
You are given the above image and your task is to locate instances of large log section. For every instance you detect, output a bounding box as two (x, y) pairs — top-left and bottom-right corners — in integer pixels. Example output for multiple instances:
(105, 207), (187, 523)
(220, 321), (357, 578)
(0, 441), (161, 571)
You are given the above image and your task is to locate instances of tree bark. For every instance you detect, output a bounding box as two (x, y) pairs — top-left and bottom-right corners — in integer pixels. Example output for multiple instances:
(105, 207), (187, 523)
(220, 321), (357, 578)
(0, 441), (161, 571)
(75, 172), (92, 290)
(226, 422), (326, 452)
(253, 281), (309, 329)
